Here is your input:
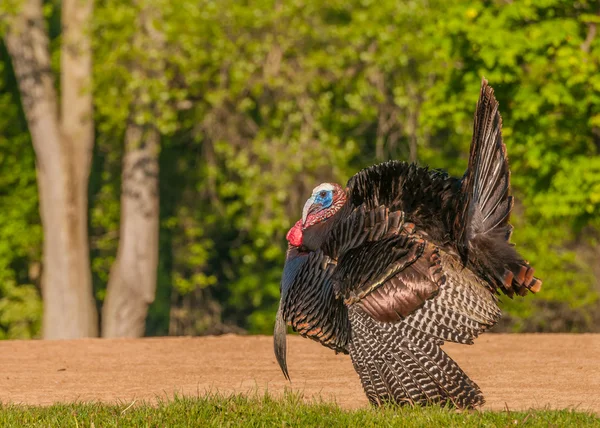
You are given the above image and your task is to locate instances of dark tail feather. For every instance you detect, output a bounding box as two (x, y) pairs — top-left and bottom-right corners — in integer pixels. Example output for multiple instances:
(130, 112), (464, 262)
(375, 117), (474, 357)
(460, 78), (511, 244)
(348, 308), (484, 409)
(457, 78), (541, 296)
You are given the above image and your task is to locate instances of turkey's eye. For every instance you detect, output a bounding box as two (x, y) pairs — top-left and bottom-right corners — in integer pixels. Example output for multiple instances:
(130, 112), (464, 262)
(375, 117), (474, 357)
(320, 191), (327, 198)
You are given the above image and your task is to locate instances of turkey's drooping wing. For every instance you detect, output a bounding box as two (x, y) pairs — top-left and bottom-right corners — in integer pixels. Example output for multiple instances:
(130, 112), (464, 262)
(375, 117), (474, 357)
(321, 204), (442, 323)
(348, 306), (485, 409)
(456, 78), (541, 296)
(326, 203), (501, 408)
(343, 249), (501, 409)
(334, 235), (441, 323)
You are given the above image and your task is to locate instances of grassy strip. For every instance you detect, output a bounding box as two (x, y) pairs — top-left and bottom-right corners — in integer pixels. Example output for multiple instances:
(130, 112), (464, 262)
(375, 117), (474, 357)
(0, 392), (597, 427)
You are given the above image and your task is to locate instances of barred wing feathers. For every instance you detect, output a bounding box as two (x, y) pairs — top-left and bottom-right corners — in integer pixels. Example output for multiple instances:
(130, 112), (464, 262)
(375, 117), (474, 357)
(331, 216), (500, 408)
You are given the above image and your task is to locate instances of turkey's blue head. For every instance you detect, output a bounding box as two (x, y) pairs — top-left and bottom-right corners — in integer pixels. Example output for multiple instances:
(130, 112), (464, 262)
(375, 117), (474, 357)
(286, 183), (346, 247)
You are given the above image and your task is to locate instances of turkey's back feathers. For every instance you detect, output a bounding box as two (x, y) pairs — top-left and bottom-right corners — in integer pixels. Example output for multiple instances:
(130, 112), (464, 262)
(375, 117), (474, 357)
(346, 162), (459, 247)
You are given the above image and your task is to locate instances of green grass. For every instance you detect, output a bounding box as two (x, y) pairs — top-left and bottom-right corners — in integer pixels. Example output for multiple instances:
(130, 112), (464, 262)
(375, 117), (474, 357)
(0, 392), (598, 427)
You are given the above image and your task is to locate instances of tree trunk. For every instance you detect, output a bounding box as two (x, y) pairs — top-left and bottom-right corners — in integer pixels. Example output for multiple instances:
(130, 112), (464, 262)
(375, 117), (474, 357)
(102, 5), (163, 337)
(102, 125), (160, 337)
(5, 0), (97, 338)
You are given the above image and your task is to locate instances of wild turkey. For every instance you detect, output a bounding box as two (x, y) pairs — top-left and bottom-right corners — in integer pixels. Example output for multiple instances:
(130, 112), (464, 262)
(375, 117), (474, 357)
(273, 79), (541, 409)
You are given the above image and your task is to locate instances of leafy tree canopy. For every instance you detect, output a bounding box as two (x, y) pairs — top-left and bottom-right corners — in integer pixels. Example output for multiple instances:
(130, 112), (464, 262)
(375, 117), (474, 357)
(1, 0), (598, 337)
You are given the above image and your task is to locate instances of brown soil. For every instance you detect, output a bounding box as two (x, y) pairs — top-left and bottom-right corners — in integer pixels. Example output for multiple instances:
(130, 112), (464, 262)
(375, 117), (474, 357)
(0, 334), (598, 413)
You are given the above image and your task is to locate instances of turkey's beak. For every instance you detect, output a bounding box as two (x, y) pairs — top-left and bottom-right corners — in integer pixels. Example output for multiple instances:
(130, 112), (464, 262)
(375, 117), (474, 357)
(274, 302), (290, 381)
(302, 196), (317, 226)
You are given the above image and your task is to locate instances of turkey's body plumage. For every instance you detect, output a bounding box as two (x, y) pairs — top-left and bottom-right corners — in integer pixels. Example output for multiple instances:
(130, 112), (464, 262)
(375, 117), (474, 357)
(347, 252), (500, 408)
(274, 79), (541, 408)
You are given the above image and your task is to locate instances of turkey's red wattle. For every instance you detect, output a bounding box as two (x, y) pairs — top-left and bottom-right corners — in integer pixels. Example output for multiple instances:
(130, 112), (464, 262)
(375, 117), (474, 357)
(286, 220), (303, 247)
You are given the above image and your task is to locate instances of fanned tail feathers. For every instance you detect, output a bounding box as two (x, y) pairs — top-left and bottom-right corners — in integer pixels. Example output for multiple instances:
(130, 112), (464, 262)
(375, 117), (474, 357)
(458, 78), (541, 297)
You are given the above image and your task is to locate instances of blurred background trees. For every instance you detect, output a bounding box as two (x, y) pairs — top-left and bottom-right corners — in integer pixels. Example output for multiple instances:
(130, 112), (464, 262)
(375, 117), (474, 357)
(0, 0), (599, 339)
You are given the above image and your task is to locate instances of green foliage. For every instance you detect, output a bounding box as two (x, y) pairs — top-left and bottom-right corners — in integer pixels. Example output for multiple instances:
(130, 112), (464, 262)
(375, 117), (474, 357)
(0, 52), (42, 339)
(423, 0), (600, 330)
(0, 393), (598, 427)
(2, 0), (600, 336)
(0, 0), (24, 36)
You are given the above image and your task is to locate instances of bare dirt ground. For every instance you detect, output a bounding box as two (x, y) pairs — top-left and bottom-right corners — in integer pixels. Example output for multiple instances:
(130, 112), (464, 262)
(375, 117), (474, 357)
(0, 334), (598, 413)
